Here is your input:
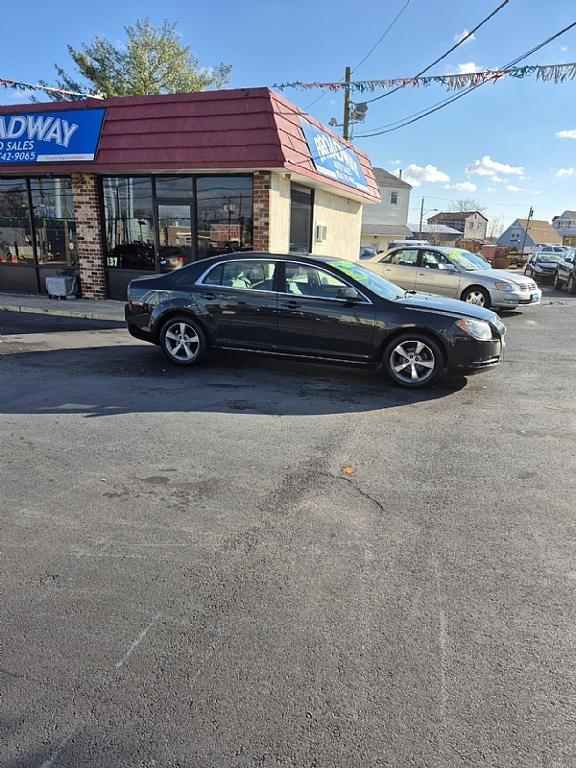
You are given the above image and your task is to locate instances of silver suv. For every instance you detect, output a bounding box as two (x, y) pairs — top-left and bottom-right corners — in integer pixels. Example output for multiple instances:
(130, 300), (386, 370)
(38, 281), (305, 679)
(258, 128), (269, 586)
(368, 246), (542, 309)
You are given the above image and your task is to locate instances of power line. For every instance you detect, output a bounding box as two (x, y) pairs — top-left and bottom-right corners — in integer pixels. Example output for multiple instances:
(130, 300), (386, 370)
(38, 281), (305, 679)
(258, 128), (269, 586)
(303, 0), (411, 111)
(356, 19), (576, 137)
(353, 0), (411, 72)
(363, 0), (510, 104)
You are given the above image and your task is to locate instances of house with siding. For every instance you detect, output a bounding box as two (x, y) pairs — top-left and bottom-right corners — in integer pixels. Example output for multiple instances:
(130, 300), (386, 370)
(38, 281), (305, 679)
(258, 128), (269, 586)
(496, 218), (563, 253)
(427, 211), (488, 241)
(552, 210), (576, 240)
(361, 168), (412, 252)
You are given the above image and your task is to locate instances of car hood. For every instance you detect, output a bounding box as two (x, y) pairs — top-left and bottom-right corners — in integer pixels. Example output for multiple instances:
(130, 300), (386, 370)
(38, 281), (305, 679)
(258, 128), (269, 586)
(397, 292), (498, 323)
(467, 269), (534, 285)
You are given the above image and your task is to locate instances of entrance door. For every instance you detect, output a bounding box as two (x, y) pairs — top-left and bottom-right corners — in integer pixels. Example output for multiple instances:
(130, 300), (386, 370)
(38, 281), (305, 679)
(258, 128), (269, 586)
(157, 204), (193, 273)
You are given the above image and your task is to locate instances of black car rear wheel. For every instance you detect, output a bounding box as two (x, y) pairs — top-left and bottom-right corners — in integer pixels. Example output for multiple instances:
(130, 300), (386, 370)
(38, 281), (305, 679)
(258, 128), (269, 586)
(383, 334), (443, 389)
(568, 274), (576, 295)
(160, 315), (207, 366)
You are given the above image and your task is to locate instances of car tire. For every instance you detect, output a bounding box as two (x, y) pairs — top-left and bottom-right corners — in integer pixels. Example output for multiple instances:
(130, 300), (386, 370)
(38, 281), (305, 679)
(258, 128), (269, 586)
(568, 274), (576, 295)
(553, 272), (563, 291)
(159, 315), (207, 366)
(461, 286), (491, 308)
(383, 333), (443, 389)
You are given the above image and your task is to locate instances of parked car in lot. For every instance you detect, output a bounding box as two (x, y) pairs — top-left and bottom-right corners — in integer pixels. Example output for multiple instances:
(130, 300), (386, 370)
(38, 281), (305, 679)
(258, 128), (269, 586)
(368, 245), (541, 310)
(359, 245), (378, 260)
(126, 252), (506, 389)
(553, 248), (576, 292)
(524, 251), (563, 282)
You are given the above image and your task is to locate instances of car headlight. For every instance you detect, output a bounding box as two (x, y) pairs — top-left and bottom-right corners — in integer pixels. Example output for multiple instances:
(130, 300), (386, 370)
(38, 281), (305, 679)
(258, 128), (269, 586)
(494, 282), (514, 292)
(533, 264), (543, 271)
(456, 318), (493, 341)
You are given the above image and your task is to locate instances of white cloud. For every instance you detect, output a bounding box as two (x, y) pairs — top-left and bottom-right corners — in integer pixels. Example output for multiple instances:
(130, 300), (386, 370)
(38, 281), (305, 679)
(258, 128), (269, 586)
(560, 45), (569, 53)
(401, 163), (450, 188)
(444, 181), (477, 192)
(506, 185), (521, 192)
(556, 167), (576, 177)
(454, 28), (475, 44)
(457, 62), (479, 75)
(557, 129), (576, 139)
(485, 186), (497, 193)
(467, 155), (524, 179)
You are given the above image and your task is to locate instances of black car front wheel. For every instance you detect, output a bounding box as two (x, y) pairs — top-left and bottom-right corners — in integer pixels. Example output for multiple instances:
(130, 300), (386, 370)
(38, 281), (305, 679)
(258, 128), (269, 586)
(159, 315), (207, 366)
(383, 334), (443, 389)
(553, 272), (563, 290)
(568, 274), (576, 295)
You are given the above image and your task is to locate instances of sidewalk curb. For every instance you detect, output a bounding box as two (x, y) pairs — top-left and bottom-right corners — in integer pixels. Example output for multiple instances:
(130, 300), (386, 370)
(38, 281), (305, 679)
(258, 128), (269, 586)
(0, 303), (123, 322)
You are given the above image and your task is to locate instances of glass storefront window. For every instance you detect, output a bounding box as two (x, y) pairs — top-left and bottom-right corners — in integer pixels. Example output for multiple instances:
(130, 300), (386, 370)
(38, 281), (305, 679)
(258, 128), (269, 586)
(30, 178), (77, 267)
(103, 177), (155, 270)
(0, 178), (34, 264)
(155, 176), (194, 199)
(196, 177), (253, 260)
(157, 204), (193, 272)
(289, 184), (313, 254)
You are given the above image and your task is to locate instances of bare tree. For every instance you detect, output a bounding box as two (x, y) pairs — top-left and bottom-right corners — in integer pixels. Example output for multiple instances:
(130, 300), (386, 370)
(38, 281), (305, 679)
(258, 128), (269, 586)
(487, 216), (505, 240)
(450, 198), (486, 213)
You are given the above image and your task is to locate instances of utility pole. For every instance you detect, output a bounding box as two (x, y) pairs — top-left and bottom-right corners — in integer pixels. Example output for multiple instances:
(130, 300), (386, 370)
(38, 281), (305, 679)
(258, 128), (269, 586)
(419, 197), (425, 236)
(342, 66), (351, 141)
(520, 206), (534, 257)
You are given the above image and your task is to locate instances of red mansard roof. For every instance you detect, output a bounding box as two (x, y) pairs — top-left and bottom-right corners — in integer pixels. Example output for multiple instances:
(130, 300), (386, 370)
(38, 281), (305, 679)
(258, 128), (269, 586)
(0, 88), (379, 202)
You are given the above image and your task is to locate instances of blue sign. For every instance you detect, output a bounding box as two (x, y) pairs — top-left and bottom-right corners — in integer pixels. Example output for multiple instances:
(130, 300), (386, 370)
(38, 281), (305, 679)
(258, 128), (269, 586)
(0, 108), (106, 164)
(300, 118), (369, 193)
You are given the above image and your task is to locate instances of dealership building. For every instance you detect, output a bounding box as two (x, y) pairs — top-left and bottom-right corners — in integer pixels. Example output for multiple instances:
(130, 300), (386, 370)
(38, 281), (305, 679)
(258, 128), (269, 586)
(0, 88), (379, 300)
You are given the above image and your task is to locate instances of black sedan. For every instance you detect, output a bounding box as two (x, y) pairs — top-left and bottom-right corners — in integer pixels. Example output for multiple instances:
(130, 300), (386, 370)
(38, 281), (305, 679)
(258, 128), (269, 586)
(125, 253), (506, 388)
(524, 252), (563, 283)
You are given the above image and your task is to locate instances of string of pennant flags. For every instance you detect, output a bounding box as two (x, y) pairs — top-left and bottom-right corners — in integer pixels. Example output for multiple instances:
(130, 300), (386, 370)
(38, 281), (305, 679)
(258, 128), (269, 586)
(273, 62), (576, 94)
(0, 77), (104, 100)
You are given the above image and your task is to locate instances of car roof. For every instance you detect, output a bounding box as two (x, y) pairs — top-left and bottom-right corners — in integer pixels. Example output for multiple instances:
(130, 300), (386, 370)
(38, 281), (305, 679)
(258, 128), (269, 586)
(190, 251), (348, 266)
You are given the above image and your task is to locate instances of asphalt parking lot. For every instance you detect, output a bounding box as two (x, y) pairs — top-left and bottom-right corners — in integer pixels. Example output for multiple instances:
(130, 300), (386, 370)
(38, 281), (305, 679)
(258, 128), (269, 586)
(2, 287), (576, 768)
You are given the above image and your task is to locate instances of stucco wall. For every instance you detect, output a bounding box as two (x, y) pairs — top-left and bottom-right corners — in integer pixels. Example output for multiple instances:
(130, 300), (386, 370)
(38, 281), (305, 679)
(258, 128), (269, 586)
(268, 173), (364, 258)
(311, 188), (363, 258)
(268, 172), (291, 253)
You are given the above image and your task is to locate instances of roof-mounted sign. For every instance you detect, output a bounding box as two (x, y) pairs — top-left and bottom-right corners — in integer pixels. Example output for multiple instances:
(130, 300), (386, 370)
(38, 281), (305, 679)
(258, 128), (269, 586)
(300, 118), (369, 193)
(0, 108), (106, 164)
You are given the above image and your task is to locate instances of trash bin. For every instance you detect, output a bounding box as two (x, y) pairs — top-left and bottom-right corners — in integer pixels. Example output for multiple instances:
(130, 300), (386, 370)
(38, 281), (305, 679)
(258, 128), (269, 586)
(45, 275), (78, 300)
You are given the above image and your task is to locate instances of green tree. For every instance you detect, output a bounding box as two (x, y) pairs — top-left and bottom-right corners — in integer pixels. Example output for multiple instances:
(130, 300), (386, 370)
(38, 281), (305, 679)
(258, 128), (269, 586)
(43, 18), (231, 99)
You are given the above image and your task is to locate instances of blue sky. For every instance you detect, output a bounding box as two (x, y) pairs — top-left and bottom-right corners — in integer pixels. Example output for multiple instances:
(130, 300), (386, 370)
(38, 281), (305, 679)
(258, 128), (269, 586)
(2, 0), (576, 229)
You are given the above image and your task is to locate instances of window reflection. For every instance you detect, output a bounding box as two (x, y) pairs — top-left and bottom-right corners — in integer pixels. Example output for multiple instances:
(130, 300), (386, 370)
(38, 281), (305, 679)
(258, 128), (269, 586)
(103, 177), (155, 270)
(196, 177), (253, 260)
(0, 178), (34, 264)
(30, 178), (77, 267)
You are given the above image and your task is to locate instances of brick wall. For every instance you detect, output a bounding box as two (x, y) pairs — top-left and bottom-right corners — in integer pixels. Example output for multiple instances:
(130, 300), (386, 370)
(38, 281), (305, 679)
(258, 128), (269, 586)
(253, 171), (271, 252)
(71, 174), (107, 299)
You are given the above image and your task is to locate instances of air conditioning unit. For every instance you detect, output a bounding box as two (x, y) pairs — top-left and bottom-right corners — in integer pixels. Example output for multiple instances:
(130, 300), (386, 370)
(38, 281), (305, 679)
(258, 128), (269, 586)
(315, 224), (327, 243)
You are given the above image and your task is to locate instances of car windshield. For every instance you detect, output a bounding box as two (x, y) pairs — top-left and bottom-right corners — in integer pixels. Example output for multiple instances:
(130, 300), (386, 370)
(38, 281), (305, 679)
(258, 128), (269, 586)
(536, 253), (562, 263)
(443, 248), (491, 271)
(326, 260), (405, 301)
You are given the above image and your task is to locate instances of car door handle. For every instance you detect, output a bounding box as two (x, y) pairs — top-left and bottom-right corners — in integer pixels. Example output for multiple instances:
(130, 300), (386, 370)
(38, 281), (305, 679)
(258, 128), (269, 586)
(202, 292), (216, 300)
(282, 300), (300, 309)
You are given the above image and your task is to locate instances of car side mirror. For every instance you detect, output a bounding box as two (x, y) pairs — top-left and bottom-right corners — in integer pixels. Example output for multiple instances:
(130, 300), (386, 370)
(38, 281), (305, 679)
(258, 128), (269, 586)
(441, 263), (458, 271)
(337, 286), (361, 302)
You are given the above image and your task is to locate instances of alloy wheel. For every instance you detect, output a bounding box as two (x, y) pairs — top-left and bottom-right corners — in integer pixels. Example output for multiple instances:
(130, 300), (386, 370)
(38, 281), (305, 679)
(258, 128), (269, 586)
(464, 290), (486, 306)
(389, 340), (436, 384)
(164, 321), (201, 362)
